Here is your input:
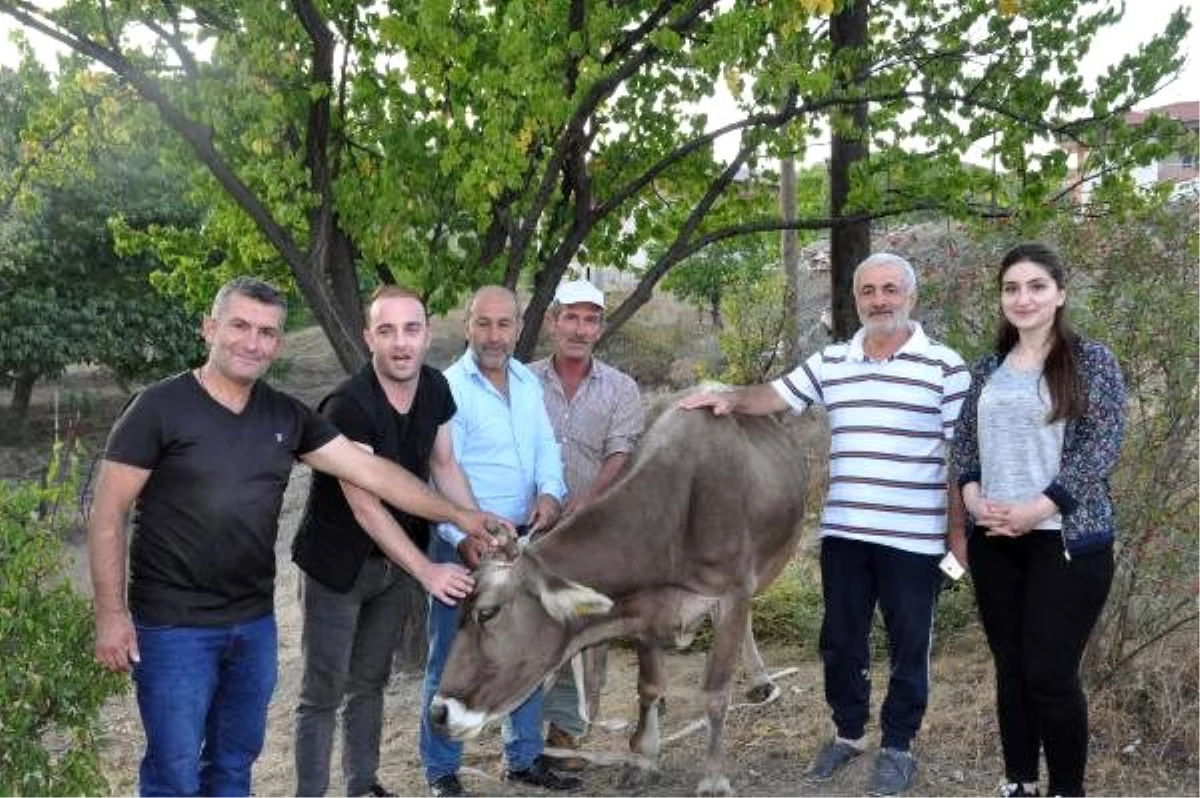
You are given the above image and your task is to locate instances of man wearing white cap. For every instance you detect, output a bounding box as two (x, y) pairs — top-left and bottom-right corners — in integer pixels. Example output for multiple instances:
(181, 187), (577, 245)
(529, 278), (645, 764)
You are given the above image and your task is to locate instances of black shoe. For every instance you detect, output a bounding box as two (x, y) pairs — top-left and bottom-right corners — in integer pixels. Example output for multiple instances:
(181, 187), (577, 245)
(807, 739), (865, 781)
(429, 774), (467, 797)
(503, 756), (582, 791)
(999, 784), (1041, 797)
(362, 784), (396, 798)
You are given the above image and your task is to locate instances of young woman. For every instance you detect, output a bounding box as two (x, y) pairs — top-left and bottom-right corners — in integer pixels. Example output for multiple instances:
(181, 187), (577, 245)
(952, 242), (1126, 797)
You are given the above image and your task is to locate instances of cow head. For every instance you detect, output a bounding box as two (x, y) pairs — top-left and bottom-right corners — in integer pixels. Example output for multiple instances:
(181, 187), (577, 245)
(428, 551), (613, 739)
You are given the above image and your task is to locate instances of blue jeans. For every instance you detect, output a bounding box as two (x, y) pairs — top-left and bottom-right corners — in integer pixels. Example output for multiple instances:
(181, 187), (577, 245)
(419, 536), (544, 782)
(133, 613), (278, 796)
(818, 536), (943, 752)
(295, 561), (409, 796)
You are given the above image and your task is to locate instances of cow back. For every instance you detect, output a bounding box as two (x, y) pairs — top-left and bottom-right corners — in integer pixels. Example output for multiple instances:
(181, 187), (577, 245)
(533, 405), (828, 600)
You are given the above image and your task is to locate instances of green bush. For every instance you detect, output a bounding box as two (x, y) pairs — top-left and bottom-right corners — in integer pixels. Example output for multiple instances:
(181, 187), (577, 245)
(749, 550), (980, 657)
(1052, 202), (1199, 689)
(0, 442), (126, 795)
(749, 556), (825, 654)
(717, 269), (793, 384)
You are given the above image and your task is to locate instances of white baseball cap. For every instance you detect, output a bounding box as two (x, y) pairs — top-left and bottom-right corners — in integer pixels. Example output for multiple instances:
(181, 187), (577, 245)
(554, 279), (605, 309)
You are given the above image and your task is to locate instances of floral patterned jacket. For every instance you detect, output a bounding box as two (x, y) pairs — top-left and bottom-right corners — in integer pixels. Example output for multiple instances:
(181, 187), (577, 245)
(951, 338), (1127, 557)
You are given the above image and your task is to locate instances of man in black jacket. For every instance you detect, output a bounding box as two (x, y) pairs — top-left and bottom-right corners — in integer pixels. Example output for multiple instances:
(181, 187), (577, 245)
(291, 285), (484, 797)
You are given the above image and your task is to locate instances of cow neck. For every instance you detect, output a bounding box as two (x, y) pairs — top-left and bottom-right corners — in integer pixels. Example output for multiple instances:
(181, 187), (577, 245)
(531, 522), (636, 595)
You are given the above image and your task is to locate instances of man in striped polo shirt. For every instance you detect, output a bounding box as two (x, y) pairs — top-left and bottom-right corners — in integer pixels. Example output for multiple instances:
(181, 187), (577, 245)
(680, 252), (970, 796)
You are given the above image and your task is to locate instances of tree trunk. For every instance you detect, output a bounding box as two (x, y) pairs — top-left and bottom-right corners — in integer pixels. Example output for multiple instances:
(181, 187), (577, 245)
(779, 154), (800, 366)
(9, 368), (35, 418)
(515, 255), (572, 360)
(292, 257), (367, 374)
(828, 0), (872, 341)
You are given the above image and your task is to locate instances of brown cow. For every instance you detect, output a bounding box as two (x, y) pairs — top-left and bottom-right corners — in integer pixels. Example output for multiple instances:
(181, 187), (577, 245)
(428, 402), (826, 796)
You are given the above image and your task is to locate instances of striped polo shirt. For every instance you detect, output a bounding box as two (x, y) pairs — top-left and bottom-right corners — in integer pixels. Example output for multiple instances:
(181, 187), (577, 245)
(770, 323), (970, 555)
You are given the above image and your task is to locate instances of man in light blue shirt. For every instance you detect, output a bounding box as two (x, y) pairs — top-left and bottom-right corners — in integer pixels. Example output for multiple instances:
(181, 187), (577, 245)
(419, 285), (578, 797)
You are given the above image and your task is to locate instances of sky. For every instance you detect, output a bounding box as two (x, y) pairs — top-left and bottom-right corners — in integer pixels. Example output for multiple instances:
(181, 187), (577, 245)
(1079, 0), (1198, 106)
(1, 0), (1196, 146)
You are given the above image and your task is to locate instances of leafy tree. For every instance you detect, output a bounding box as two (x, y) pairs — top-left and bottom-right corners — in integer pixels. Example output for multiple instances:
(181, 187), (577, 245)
(0, 0), (1189, 364)
(662, 234), (776, 329)
(0, 75), (206, 416)
(716, 267), (793, 384)
(664, 165), (826, 329)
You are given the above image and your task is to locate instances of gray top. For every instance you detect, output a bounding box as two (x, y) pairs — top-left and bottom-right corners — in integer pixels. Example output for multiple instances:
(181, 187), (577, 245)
(977, 359), (1066, 530)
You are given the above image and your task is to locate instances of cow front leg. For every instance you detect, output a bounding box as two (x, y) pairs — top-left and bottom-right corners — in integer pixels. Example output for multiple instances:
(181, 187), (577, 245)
(697, 596), (750, 797)
(629, 641), (665, 760)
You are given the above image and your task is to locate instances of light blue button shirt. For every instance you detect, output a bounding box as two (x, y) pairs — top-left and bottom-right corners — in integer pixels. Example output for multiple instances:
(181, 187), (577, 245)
(437, 350), (566, 547)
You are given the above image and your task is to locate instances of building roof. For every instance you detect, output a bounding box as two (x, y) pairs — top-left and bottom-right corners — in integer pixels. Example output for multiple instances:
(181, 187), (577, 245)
(1125, 100), (1200, 126)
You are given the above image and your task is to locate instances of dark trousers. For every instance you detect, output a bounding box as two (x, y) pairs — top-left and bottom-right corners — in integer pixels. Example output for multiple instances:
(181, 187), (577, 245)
(968, 531), (1113, 797)
(819, 536), (944, 751)
(294, 560), (409, 796)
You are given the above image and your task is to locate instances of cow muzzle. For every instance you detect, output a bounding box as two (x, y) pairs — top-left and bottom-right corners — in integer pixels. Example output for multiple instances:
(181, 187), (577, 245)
(428, 694), (490, 740)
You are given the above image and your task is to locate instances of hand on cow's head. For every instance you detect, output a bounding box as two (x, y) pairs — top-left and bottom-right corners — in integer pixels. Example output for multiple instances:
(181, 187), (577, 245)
(480, 523), (522, 563)
(456, 535), (494, 568)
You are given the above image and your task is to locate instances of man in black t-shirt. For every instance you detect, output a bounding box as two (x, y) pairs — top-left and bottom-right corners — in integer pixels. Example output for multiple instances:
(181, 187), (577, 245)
(88, 277), (504, 798)
(291, 286), (479, 797)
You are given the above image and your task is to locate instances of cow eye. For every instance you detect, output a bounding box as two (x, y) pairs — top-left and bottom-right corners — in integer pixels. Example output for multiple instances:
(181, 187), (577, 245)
(476, 606), (500, 624)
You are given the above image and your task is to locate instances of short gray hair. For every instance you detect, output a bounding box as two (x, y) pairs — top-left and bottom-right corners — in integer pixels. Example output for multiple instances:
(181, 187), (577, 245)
(211, 276), (288, 318)
(852, 253), (917, 294)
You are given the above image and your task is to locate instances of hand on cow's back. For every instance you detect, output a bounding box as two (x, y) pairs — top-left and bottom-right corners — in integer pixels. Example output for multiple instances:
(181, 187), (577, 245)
(676, 390), (733, 415)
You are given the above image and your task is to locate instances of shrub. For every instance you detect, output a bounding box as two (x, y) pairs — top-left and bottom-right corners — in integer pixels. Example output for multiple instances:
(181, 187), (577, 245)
(716, 269), (794, 384)
(0, 439), (126, 795)
(929, 199), (1199, 773)
(1051, 201), (1199, 690)
(750, 549), (980, 657)
(750, 555), (825, 654)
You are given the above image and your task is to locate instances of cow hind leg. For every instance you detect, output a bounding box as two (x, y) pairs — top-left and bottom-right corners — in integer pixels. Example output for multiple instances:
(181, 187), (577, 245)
(628, 641), (665, 760)
(696, 596), (751, 797)
(740, 618), (778, 704)
(582, 643), (609, 730)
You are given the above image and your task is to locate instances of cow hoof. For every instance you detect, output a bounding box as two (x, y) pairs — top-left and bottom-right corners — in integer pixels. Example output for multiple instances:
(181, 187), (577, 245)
(745, 682), (780, 704)
(697, 775), (733, 796)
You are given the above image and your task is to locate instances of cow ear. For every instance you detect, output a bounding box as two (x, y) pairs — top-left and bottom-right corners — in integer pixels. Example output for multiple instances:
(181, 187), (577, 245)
(538, 577), (614, 622)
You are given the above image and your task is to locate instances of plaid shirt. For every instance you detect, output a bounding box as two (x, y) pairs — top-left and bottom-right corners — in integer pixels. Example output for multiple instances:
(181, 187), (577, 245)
(528, 356), (644, 500)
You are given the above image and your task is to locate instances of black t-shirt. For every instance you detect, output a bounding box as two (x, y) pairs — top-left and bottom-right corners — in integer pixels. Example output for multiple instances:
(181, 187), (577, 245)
(293, 364), (455, 592)
(103, 372), (338, 625)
